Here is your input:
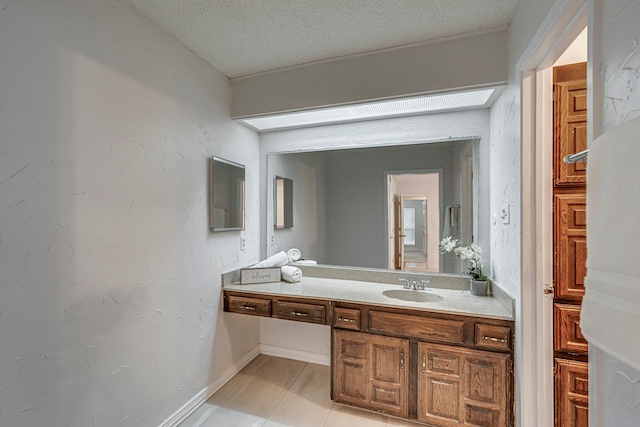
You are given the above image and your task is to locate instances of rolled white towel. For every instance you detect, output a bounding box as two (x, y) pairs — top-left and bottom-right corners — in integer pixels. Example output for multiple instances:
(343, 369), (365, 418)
(293, 260), (317, 266)
(252, 251), (289, 268)
(281, 265), (302, 283)
(287, 248), (301, 262)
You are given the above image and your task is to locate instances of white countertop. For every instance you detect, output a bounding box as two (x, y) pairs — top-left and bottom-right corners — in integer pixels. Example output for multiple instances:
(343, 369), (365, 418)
(224, 276), (513, 320)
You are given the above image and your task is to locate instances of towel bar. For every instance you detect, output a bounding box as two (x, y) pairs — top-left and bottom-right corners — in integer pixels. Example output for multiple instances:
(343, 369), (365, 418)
(563, 149), (589, 164)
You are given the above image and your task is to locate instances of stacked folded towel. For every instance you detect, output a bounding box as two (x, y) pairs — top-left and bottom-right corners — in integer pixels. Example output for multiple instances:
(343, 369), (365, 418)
(281, 266), (302, 283)
(251, 251), (289, 268)
(287, 248), (301, 262)
(250, 249), (304, 283)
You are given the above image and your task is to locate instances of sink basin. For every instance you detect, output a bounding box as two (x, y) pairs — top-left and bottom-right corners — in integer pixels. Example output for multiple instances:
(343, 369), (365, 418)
(382, 289), (443, 303)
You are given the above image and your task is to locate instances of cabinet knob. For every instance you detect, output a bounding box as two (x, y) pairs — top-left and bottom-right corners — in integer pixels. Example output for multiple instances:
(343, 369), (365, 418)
(400, 350), (404, 370)
(422, 353), (427, 373)
(241, 305), (256, 311)
(290, 311), (308, 317)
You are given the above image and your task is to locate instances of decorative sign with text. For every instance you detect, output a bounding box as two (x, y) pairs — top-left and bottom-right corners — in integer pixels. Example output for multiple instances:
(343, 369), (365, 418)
(240, 267), (282, 284)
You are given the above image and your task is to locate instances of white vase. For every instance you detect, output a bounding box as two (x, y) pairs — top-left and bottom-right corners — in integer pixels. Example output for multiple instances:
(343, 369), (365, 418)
(470, 280), (488, 296)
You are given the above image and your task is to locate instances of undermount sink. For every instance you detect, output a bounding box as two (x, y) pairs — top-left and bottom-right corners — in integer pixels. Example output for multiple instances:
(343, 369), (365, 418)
(382, 289), (443, 303)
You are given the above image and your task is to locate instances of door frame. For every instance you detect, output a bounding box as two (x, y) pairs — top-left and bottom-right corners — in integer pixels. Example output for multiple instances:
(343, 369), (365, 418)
(517, 0), (594, 425)
(384, 169), (443, 272)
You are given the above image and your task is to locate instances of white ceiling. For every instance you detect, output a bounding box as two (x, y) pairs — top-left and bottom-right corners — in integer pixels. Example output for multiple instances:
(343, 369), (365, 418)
(129, 0), (519, 79)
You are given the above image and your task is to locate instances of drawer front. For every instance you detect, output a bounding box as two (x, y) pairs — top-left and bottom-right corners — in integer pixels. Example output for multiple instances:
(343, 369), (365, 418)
(274, 300), (326, 324)
(333, 307), (361, 330)
(369, 311), (465, 344)
(554, 303), (588, 355)
(227, 295), (272, 317)
(474, 323), (512, 351)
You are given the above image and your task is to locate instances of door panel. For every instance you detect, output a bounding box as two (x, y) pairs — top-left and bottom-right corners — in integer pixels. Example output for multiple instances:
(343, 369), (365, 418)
(554, 303), (588, 355)
(555, 358), (589, 427)
(418, 342), (510, 427)
(554, 193), (587, 301)
(554, 63), (587, 186)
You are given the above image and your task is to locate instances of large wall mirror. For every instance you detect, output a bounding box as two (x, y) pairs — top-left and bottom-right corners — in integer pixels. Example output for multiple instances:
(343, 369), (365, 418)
(211, 156), (245, 232)
(265, 139), (481, 274)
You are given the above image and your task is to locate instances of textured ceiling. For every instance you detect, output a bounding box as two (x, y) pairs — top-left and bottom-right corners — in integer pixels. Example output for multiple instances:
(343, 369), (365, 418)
(129, 0), (519, 79)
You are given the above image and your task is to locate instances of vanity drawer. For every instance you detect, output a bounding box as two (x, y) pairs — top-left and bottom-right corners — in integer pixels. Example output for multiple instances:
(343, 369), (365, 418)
(474, 323), (512, 351)
(333, 307), (361, 330)
(274, 300), (326, 324)
(369, 311), (465, 344)
(227, 295), (272, 317)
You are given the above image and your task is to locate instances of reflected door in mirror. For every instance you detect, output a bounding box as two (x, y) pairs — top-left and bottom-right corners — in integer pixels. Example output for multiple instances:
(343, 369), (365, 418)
(275, 176), (293, 229)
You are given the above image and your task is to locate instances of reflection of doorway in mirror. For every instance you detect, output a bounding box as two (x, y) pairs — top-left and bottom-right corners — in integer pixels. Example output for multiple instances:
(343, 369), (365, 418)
(386, 172), (440, 273)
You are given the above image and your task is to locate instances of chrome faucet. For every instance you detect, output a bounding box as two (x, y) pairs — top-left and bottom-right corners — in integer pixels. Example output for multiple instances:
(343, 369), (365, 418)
(399, 279), (430, 290)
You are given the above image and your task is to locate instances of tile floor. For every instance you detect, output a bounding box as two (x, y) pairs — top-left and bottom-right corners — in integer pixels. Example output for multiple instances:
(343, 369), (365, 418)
(178, 355), (424, 427)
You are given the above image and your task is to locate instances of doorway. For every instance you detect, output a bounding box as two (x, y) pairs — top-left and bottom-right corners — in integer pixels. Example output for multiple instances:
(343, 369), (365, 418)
(519, 2), (588, 425)
(386, 172), (440, 273)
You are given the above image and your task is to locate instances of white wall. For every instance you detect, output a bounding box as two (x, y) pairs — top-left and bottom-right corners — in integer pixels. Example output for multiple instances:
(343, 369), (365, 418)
(0, 1), (260, 425)
(590, 0), (640, 424)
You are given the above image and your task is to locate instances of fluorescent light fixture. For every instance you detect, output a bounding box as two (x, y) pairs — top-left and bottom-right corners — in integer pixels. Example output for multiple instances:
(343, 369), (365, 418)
(238, 88), (496, 132)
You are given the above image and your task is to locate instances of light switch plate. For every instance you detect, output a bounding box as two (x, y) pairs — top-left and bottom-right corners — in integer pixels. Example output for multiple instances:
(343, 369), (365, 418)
(500, 204), (510, 224)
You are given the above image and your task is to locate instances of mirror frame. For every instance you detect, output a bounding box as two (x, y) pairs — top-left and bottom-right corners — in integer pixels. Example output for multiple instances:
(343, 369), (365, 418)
(211, 156), (245, 232)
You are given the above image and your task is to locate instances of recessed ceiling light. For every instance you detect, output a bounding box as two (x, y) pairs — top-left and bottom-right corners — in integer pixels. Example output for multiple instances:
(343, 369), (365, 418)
(238, 88), (497, 132)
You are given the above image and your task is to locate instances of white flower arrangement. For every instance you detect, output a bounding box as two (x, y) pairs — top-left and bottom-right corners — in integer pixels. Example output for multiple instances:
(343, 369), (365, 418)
(439, 236), (487, 281)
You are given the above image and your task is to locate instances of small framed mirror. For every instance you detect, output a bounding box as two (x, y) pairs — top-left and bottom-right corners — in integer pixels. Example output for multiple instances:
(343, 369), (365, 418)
(275, 176), (293, 229)
(211, 156), (245, 232)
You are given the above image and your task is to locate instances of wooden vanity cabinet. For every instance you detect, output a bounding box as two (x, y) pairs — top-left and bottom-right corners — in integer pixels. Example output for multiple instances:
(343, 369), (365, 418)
(332, 304), (514, 426)
(333, 329), (409, 417)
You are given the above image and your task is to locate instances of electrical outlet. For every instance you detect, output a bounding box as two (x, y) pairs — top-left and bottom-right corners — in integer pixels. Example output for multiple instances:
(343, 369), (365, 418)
(240, 236), (246, 251)
(500, 204), (510, 224)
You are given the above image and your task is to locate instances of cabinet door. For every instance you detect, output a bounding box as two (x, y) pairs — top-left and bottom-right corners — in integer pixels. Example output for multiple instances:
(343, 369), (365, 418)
(555, 358), (589, 427)
(554, 193), (587, 301)
(554, 63), (587, 186)
(418, 342), (511, 427)
(333, 330), (409, 418)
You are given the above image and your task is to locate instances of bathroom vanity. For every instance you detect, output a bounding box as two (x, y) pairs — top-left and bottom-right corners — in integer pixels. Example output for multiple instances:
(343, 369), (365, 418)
(222, 266), (514, 427)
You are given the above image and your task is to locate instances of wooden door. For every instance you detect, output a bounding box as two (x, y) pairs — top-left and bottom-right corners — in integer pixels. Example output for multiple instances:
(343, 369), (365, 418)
(388, 175), (397, 269)
(418, 342), (510, 427)
(333, 330), (409, 418)
(553, 61), (588, 427)
(396, 195), (405, 269)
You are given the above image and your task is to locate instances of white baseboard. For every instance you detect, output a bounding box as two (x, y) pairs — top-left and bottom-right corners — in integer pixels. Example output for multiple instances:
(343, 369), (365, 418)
(259, 344), (330, 366)
(158, 345), (260, 427)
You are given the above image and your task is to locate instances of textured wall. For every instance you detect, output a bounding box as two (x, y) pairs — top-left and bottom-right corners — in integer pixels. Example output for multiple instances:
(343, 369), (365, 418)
(0, 1), (260, 425)
(591, 0), (640, 424)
